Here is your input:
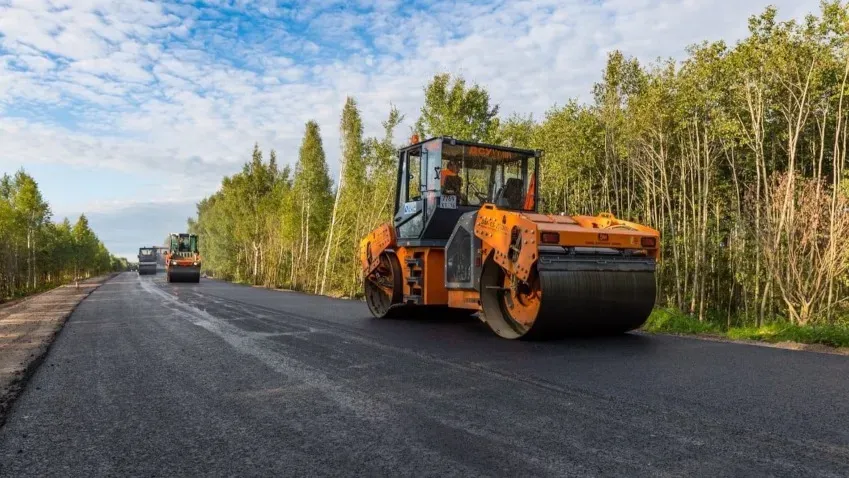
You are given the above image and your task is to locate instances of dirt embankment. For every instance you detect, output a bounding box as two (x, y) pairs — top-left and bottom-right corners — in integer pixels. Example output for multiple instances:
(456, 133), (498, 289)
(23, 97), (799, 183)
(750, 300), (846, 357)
(0, 274), (118, 425)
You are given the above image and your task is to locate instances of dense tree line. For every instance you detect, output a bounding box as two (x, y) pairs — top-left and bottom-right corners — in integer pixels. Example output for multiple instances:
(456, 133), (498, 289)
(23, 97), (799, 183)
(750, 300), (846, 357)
(192, 3), (849, 327)
(190, 104), (402, 296)
(0, 170), (125, 301)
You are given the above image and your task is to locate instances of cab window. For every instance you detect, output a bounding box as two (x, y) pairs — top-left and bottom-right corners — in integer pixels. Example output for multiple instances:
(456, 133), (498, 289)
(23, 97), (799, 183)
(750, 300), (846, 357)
(407, 149), (422, 201)
(439, 143), (534, 211)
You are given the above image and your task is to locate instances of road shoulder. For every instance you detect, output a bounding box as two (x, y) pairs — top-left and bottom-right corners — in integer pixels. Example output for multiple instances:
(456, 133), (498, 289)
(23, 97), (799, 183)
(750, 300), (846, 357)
(650, 331), (849, 356)
(0, 274), (118, 425)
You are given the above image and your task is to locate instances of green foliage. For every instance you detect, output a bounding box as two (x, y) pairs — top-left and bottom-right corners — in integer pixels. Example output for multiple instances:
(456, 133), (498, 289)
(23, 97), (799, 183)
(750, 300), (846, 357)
(193, 105), (404, 295)
(290, 121), (333, 291)
(320, 97), (368, 296)
(727, 324), (849, 348)
(495, 113), (536, 148)
(191, 143), (291, 284)
(415, 73), (500, 142)
(532, 101), (603, 214)
(0, 171), (120, 301)
(644, 309), (849, 348)
(643, 309), (723, 335)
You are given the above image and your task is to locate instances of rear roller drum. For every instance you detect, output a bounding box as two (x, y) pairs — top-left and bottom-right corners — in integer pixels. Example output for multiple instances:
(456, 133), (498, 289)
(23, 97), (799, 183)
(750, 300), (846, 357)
(364, 252), (404, 318)
(479, 258), (540, 339)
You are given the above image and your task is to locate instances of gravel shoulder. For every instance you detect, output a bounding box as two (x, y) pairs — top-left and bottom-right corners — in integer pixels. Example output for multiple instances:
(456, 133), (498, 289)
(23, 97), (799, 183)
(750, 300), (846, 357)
(0, 274), (117, 424)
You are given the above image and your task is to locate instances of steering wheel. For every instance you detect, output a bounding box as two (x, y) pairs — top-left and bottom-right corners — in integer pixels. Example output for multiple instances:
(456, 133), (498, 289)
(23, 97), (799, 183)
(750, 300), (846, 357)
(467, 182), (489, 203)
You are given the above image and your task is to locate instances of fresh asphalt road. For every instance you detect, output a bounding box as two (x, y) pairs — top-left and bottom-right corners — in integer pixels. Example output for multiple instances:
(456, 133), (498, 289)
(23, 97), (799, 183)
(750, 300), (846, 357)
(1, 273), (848, 477)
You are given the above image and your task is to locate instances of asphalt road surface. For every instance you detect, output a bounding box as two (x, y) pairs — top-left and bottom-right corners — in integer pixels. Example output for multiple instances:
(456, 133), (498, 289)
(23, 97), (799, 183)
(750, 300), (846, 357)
(1, 273), (848, 477)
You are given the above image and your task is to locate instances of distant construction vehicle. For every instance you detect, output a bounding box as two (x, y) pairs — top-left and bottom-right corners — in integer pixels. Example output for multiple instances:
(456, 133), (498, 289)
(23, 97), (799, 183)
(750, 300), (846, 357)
(155, 246), (168, 272)
(360, 136), (660, 340)
(137, 247), (158, 275)
(165, 233), (201, 283)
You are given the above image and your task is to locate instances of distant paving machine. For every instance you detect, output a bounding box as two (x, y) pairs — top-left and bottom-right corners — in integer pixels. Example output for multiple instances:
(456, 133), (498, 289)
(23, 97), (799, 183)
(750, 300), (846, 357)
(360, 137), (661, 340)
(137, 247), (158, 275)
(165, 233), (201, 283)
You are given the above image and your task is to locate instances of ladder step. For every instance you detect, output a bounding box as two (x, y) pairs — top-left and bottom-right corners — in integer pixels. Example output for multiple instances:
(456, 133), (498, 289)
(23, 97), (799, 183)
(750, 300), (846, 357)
(404, 295), (422, 305)
(405, 258), (424, 267)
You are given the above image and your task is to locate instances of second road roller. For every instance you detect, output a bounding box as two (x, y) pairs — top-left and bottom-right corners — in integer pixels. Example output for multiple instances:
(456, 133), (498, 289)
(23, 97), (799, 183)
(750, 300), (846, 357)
(137, 246), (158, 275)
(360, 136), (660, 340)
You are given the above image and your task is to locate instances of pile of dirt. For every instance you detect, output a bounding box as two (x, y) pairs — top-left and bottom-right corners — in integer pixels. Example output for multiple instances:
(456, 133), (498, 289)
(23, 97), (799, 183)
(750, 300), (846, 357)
(0, 275), (117, 425)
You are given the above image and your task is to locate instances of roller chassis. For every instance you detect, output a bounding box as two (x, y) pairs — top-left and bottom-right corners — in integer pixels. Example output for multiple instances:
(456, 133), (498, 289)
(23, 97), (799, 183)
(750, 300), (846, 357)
(361, 207), (659, 339)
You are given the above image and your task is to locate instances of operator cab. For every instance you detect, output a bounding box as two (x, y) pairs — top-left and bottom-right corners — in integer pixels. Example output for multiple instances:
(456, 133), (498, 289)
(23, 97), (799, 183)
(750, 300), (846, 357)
(393, 137), (540, 246)
(169, 233), (199, 255)
(138, 247), (155, 261)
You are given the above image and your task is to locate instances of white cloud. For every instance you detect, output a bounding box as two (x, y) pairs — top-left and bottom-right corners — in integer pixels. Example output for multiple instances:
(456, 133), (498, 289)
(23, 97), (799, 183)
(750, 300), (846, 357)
(0, 0), (823, 255)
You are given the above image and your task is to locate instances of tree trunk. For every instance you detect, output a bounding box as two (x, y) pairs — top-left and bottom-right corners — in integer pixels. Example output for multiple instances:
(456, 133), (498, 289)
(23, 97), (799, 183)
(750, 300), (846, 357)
(321, 166), (346, 296)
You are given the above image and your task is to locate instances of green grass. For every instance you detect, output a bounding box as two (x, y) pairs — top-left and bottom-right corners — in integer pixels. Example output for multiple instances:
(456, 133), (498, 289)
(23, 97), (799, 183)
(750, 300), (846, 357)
(642, 308), (722, 335)
(642, 308), (849, 349)
(727, 324), (849, 348)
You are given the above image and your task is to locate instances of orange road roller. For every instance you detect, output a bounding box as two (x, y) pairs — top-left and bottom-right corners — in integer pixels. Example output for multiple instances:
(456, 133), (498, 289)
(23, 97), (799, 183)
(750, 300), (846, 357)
(165, 233), (202, 283)
(360, 136), (660, 340)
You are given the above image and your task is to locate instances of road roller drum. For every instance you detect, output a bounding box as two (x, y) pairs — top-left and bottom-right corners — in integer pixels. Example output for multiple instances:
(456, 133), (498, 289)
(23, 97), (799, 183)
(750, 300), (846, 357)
(479, 252), (656, 340)
(167, 265), (201, 283)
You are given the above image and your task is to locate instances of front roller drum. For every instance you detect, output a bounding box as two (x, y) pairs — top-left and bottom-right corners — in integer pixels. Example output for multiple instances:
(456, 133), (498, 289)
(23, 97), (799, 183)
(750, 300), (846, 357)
(167, 266), (201, 283)
(480, 256), (656, 340)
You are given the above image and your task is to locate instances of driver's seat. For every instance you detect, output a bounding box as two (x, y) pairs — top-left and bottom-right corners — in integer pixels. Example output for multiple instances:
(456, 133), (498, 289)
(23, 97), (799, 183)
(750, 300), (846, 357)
(495, 178), (524, 209)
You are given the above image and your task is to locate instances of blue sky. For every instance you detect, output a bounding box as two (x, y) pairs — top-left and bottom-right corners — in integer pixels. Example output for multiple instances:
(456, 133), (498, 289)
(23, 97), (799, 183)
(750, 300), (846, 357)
(0, 0), (819, 260)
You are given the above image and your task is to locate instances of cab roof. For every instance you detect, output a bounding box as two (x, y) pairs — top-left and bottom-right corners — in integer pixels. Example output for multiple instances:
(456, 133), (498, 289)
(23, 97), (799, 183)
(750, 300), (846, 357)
(399, 136), (541, 157)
